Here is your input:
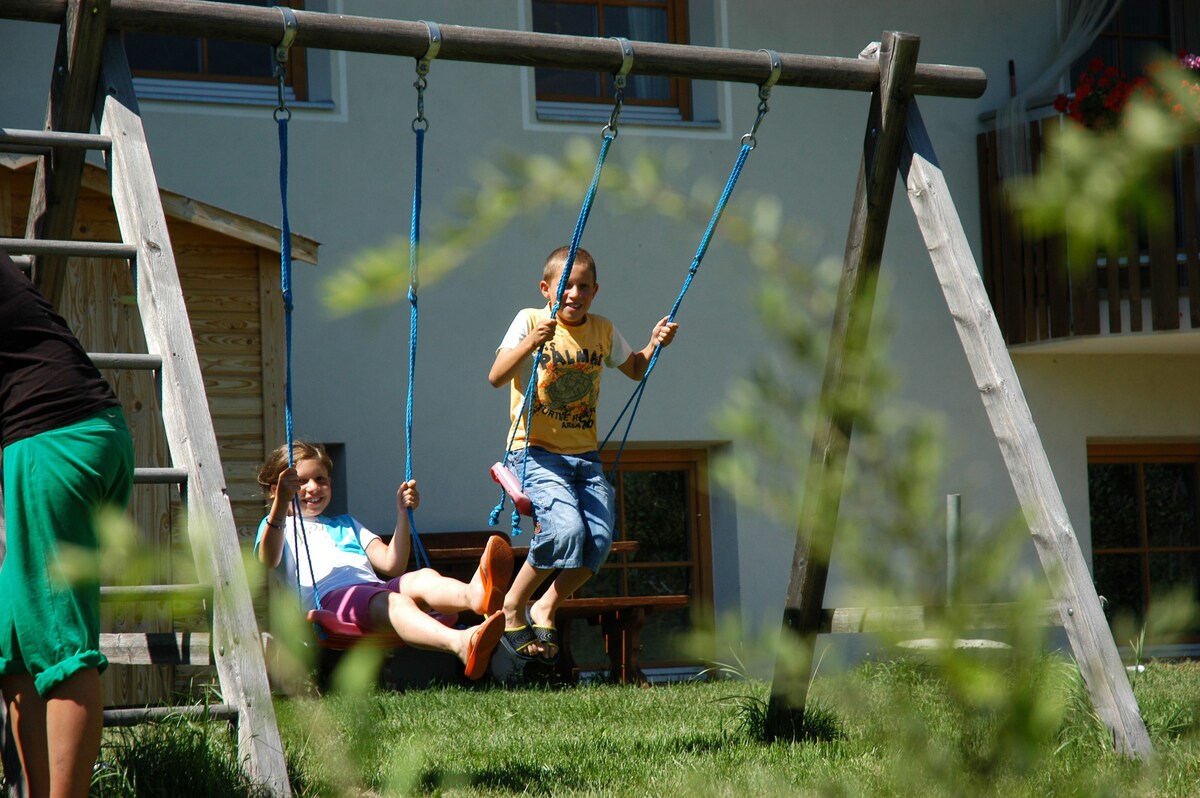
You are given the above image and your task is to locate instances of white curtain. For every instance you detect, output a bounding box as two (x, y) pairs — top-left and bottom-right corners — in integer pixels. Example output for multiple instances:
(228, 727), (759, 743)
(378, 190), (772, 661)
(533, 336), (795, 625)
(626, 8), (669, 100)
(997, 0), (1123, 178)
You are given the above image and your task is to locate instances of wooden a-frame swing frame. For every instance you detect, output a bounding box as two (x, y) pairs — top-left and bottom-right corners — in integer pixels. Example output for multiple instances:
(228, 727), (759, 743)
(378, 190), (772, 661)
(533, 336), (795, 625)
(0, 6), (1151, 794)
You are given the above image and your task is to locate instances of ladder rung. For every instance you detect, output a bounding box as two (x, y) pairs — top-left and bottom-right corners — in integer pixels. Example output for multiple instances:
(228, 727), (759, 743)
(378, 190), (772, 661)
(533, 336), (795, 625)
(101, 583), (211, 603)
(0, 128), (111, 152)
(133, 467), (188, 485)
(102, 703), (235, 728)
(89, 353), (162, 371)
(0, 237), (136, 261)
(100, 632), (213, 667)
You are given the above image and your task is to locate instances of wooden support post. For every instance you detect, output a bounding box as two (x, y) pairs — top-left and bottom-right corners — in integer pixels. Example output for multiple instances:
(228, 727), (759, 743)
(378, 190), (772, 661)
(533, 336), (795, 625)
(94, 35), (292, 793)
(899, 99), (1152, 759)
(25, 0), (110, 307)
(765, 32), (920, 738)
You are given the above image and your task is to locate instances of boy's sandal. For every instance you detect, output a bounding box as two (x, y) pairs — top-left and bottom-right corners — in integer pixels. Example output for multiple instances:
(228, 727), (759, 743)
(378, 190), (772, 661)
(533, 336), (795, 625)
(464, 612), (505, 681)
(476, 535), (514, 616)
(500, 624), (538, 662)
(526, 606), (560, 665)
(531, 624), (560, 665)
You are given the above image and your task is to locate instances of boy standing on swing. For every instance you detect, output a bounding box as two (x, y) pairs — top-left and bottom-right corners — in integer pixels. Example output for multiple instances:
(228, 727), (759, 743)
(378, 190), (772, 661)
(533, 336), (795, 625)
(488, 246), (677, 663)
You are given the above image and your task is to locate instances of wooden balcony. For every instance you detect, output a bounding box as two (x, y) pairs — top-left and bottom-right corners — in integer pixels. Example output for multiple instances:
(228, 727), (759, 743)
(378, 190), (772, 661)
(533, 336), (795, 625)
(977, 115), (1200, 346)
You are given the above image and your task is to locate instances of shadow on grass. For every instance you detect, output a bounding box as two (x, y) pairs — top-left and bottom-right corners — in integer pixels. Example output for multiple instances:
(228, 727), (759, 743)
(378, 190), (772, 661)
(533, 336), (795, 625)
(420, 759), (575, 795)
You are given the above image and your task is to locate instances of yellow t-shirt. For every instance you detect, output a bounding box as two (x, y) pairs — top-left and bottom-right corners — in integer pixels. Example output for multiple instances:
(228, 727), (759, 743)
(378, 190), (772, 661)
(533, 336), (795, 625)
(500, 307), (633, 454)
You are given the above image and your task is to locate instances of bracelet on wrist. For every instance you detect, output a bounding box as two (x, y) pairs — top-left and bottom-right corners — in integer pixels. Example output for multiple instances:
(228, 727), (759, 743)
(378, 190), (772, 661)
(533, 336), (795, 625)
(266, 518), (284, 530)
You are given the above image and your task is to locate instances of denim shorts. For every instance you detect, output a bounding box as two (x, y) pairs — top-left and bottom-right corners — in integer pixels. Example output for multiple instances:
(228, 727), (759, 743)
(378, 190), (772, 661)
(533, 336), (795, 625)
(506, 447), (614, 572)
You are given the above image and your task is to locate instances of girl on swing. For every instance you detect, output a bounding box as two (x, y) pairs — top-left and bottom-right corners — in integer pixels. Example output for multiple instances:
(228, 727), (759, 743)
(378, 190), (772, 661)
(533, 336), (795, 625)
(255, 441), (510, 679)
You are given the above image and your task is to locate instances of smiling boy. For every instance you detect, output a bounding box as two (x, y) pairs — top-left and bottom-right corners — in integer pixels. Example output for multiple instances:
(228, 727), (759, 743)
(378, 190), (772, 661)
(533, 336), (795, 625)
(488, 246), (677, 664)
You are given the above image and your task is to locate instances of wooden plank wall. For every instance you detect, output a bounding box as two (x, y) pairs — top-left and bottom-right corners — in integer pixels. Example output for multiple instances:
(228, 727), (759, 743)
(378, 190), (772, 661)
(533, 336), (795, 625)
(976, 121), (1199, 345)
(0, 166), (280, 705)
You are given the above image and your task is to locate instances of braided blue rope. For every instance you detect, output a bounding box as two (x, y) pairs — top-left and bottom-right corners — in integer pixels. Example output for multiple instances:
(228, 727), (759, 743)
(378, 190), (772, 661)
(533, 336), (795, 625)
(279, 114), (322, 611)
(406, 126), (431, 569)
(489, 134), (616, 534)
(600, 141), (754, 474)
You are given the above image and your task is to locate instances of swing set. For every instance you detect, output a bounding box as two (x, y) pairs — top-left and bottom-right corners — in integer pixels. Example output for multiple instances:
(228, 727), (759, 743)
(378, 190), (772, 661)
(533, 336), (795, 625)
(0, 2), (1154, 775)
(256, 10), (1149, 757)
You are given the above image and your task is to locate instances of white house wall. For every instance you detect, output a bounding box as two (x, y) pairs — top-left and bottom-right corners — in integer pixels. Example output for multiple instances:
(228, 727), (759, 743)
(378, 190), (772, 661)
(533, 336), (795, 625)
(7, 1), (1186, 656)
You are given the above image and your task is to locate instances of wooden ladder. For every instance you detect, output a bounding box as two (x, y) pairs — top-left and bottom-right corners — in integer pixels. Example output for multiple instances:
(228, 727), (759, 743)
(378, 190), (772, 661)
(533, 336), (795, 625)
(0, 5), (289, 795)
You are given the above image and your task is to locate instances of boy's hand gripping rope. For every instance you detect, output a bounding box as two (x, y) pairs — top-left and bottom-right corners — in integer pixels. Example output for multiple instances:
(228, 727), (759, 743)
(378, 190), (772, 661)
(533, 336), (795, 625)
(489, 38), (635, 535)
(599, 50), (782, 475)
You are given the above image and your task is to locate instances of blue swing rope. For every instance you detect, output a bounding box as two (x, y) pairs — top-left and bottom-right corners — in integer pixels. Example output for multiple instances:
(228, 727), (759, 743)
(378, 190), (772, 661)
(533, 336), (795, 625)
(404, 22), (441, 570)
(599, 50), (782, 477)
(272, 9), (322, 611)
(489, 38), (635, 536)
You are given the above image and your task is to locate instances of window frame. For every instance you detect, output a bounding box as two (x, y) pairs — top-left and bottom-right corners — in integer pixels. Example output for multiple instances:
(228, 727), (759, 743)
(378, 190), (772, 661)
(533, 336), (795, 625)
(531, 0), (695, 124)
(121, 0), (311, 106)
(565, 447), (713, 671)
(1088, 441), (1200, 648)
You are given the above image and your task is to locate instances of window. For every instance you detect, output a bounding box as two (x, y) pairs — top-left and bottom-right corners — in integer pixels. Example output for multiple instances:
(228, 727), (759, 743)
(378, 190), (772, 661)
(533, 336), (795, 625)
(532, 0), (694, 123)
(122, 0), (310, 105)
(1089, 443), (1200, 647)
(567, 448), (712, 673)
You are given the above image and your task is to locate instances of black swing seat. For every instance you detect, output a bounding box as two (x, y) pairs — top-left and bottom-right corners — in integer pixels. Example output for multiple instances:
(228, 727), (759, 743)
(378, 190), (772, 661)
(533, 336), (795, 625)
(490, 462), (534, 516)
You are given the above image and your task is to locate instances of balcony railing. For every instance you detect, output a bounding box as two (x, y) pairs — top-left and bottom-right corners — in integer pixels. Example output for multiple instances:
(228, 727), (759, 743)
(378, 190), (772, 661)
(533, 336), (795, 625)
(977, 115), (1200, 345)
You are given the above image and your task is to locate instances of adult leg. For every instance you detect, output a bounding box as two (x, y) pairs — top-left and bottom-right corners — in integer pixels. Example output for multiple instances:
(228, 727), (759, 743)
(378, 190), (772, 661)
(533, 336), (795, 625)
(1, 673), (49, 798)
(44, 669), (101, 798)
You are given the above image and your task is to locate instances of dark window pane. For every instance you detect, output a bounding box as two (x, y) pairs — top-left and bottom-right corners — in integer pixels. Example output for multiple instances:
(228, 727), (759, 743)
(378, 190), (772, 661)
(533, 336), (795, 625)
(125, 32), (202, 74)
(1145, 463), (1199, 548)
(207, 39), (274, 79)
(1120, 1), (1168, 36)
(629, 566), (690, 596)
(533, 1), (598, 36)
(1093, 553), (1145, 626)
(1089, 463), (1140, 548)
(623, 470), (688, 561)
(566, 618), (607, 667)
(535, 67), (602, 98)
(601, 7), (671, 100)
(640, 607), (690, 660)
(1147, 552), (1200, 639)
(1124, 39), (1171, 76)
(585, 566), (620, 597)
(532, 2), (601, 97)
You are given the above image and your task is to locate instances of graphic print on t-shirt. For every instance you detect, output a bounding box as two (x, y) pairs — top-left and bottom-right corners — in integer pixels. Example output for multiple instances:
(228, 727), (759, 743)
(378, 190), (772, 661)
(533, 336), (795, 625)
(535, 341), (604, 431)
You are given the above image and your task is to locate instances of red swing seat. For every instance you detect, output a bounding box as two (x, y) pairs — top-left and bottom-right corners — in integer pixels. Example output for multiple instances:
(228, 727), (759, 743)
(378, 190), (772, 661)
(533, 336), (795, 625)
(490, 462), (534, 516)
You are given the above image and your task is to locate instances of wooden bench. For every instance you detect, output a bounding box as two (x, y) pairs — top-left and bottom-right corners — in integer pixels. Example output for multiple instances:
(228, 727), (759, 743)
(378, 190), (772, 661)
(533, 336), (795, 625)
(419, 533), (689, 685)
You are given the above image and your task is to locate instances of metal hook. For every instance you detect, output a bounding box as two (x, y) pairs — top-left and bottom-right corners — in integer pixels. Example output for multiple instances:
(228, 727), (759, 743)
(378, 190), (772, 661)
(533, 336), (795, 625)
(741, 49), (781, 149)
(273, 6), (298, 120)
(602, 37), (634, 140)
(416, 20), (441, 77)
(412, 21), (441, 131)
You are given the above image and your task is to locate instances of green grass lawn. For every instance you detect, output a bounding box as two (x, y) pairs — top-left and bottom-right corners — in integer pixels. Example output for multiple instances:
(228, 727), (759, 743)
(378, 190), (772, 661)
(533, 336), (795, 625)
(90, 656), (1200, 797)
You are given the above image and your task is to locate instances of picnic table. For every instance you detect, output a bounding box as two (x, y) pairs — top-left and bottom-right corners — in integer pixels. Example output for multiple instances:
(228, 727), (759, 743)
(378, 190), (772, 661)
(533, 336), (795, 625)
(420, 535), (690, 685)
